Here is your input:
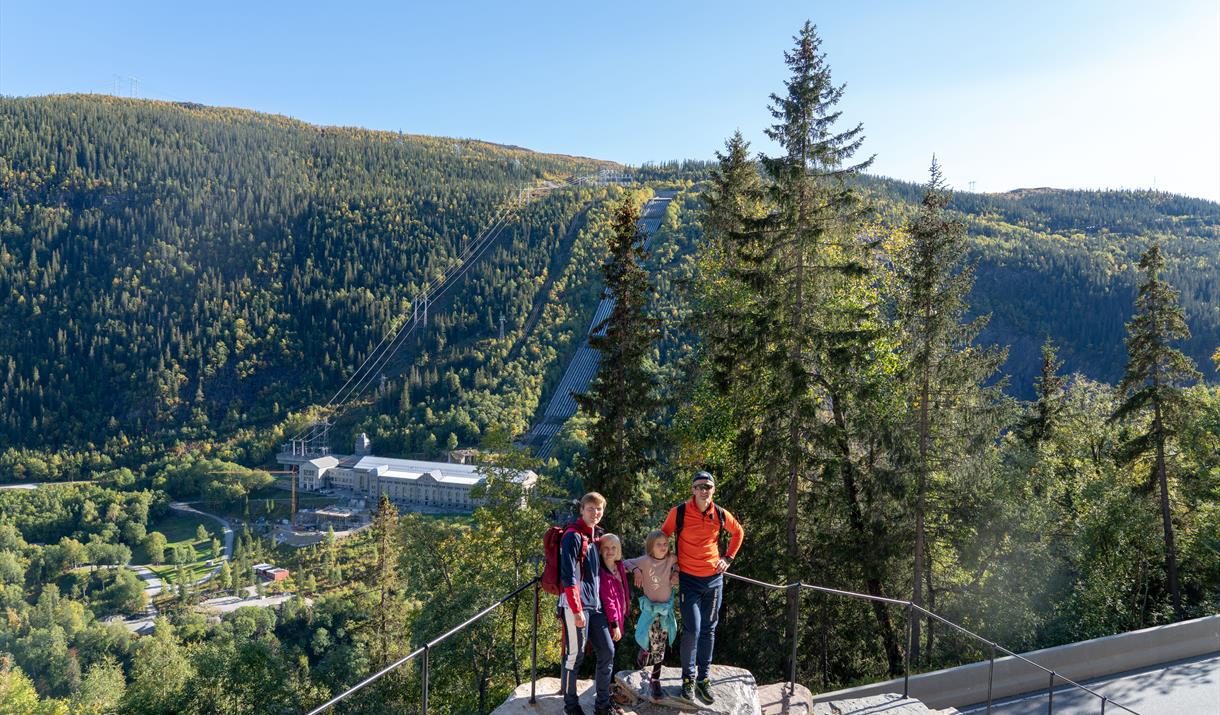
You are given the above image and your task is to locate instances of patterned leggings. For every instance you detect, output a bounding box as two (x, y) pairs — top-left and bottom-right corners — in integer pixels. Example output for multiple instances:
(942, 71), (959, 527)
(637, 614), (668, 679)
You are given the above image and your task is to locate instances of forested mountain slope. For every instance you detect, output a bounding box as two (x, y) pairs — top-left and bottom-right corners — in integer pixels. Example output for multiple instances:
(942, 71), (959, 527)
(0, 96), (1215, 471)
(861, 176), (1220, 394)
(0, 95), (611, 460)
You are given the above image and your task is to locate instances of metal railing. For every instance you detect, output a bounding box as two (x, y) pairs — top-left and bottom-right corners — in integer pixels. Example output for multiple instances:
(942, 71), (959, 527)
(303, 567), (1142, 715)
(725, 572), (1140, 714)
(304, 576), (542, 715)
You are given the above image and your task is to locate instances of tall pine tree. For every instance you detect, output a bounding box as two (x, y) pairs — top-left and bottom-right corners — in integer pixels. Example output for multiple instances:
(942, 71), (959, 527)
(693, 22), (878, 679)
(894, 160), (1006, 661)
(369, 494), (408, 667)
(1112, 243), (1200, 619)
(1020, 339), (1068, 449)
(677, 132), (766, 485)
(576, 194), (659, 537)
(698, 131), (764, 399)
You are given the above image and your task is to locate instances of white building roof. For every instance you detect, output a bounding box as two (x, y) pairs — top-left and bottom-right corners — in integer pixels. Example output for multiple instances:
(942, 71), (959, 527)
(305, 456), (340, 469)
(350, 455), (486, 486)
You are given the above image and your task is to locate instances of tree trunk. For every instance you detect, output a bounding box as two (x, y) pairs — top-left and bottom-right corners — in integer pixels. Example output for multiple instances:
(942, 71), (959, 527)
(1152, 384), (1182, 619)
(912, 370), (930, 664)
(831, 398), (902, 674)
(510, 595), (521, 685)
(924, 541), (935, 661)
(785, 190), (808, 687)
(786, 412), (801, 679)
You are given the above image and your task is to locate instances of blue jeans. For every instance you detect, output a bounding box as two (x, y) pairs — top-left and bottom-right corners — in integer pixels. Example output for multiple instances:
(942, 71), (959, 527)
(558, 607), (614, 712)
(679, 572), (723, 680)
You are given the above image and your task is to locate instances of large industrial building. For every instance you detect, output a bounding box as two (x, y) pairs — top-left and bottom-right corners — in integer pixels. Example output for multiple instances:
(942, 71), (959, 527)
(278, 433), (536, 512)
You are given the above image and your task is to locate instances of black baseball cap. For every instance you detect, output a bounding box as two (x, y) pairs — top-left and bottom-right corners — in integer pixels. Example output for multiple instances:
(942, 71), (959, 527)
(692, 471), (715, 485)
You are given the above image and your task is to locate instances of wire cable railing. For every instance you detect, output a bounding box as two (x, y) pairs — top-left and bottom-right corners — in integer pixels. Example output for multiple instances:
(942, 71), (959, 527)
(305, 575), (543, 715)
(724, 572), (1141, 715)
(302, 564), (1143, 714)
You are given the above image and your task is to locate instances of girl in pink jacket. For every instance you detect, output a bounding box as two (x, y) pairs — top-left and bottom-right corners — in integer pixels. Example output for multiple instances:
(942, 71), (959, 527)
(598, 534), (630, 644)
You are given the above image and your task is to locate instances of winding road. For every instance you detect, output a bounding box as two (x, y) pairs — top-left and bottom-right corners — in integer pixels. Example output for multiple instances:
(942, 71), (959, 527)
(168, 502), (236, 585)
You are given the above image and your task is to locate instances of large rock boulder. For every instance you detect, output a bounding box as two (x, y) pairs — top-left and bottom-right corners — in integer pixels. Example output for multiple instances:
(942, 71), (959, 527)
(756, 682), (815, 714)
(491, 676), (590, 715)
(614, 665), (761, 715)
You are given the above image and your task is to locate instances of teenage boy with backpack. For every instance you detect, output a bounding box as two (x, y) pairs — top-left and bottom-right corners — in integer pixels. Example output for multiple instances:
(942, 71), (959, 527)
(554, 491), (618, 715)
(661, 471), (744, 705)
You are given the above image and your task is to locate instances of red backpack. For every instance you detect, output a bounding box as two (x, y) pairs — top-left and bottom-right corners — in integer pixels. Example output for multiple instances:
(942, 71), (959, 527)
(541, 523), (589, 596)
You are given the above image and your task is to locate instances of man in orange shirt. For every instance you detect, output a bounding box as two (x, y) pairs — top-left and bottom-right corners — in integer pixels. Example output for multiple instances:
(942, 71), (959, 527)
(660, 471), (744, 705)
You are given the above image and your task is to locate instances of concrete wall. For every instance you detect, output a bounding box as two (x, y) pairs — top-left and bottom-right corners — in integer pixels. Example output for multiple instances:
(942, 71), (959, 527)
(812, 614), (1220, 709)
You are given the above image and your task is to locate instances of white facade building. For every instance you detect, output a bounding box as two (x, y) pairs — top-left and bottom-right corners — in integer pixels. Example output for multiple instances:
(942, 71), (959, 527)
(293, 434), (536, 512)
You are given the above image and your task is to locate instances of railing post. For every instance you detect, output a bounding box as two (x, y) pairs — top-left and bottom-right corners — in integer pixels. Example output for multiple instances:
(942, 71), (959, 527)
(1047, 670), (1055, 714)
(903, 602), (913, 698)
(789, 582), (801, 696)
(422, 644), (430, 715)
(530, 578), (540, 704)
(986, 642), (995, 714)
(1101, 697), (1106, 714)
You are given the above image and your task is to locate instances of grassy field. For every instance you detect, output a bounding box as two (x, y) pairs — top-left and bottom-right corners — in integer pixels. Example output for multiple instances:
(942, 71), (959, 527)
(147, 560), (217, 585)
(137, 512), (225, 585)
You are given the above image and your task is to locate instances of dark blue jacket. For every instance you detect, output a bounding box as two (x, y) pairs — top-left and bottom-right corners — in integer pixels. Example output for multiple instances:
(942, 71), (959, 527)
(559, 521), (601, 612)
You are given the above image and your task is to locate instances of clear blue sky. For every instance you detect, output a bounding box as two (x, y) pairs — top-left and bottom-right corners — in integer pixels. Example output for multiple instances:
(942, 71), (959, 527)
(2, 1), (1217, 200)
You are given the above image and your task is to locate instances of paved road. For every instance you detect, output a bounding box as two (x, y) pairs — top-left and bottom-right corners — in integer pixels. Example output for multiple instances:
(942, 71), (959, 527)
(198, 591), (308, 614)
(959, 652), (1220, 715)
(169, 502), (235, 586)
(78, 564), (164, 633)
(0, 481), (91, 490)
(130, 565), (164, 598)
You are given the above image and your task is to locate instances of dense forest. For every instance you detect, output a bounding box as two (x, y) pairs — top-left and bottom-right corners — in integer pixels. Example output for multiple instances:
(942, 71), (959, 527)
(0, 37), (1217, 715)
(859, 176), (1220, 393)
(2, 96), (1217, 488)
(0, 94), (610, 465)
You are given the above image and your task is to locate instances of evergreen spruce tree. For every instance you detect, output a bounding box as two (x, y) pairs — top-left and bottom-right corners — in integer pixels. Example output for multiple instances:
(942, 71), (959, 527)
(698, 132), (764, 388)
(399, 382), (411, 417)
(749, 21), (874, 672)
(690, 22), (899, 680)
(369, 494), (407, 666)
(1112, 243), (1200, 619)
(575, 194), (659, 536)
(218, 560), (233, 594)
(1021, 339), (1068, 449)
(894, 159), (1006, 661)
(678, 131), (764, 493)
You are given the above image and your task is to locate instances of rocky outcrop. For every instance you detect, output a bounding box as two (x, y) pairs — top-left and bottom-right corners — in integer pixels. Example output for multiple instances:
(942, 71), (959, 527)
(756, 682), (815, 714)
(615, 665), (760, 714)
(491, 669), (956, 715)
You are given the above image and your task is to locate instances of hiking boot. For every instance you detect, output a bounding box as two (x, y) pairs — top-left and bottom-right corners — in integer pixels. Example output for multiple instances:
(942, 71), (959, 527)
(680, 676), (696, 702)
(649, 676), (663, 700)
(695, 677), (715, 705)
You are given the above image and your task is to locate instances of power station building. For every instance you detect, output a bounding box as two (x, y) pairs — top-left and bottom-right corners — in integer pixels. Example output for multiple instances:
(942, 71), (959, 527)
(281, 433), (536, 512)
